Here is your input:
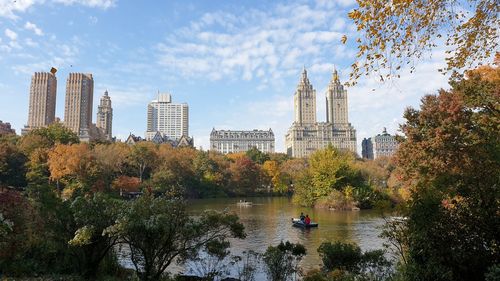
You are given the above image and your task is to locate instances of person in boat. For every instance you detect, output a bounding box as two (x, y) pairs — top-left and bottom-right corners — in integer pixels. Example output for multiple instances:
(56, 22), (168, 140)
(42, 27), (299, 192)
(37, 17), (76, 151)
(299, 212), (305, 221)
(305, 215), (311, 225)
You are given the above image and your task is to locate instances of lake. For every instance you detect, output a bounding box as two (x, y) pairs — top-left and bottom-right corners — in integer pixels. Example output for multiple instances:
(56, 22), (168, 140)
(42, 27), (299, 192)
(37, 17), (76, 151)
(119, 196), (387, 278)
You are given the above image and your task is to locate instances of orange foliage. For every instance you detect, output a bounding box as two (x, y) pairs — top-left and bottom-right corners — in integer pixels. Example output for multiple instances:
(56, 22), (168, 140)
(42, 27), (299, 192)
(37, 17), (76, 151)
(47, 143), (95, 181)
(112, 176), (141, 192)
(225, 152), (246, 162)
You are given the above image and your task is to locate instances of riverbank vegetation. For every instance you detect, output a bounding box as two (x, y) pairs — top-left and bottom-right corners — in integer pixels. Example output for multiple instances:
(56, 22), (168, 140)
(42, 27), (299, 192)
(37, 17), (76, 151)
(0, 120), (398, 210)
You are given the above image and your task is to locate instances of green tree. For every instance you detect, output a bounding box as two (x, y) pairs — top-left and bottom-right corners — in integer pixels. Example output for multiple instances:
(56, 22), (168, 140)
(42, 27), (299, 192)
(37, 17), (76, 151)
(192, 150), (228, 197)
(107, 195), (245, 281)
(293, 146), (361, 207)
(347, 0), (498, 84)
(0, 141), (27, 188)
(68, 193), (122, 278)
(24, 122), (79, 147)
(245, 147), (270, 165)
(317, 241), (392, 280)
(0, 190), (39, 274)
(395, 63), (500, 280)
(263, 241), (306, 281)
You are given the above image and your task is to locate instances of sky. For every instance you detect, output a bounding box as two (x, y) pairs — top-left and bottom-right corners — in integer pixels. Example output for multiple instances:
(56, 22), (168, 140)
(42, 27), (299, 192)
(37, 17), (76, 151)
(0, 0), (452, 153)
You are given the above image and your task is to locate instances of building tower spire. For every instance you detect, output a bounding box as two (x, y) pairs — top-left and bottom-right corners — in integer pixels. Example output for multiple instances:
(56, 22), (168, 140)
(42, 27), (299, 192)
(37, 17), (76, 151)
(326, 66), (348, 124)
(97, 89), (113, 141)
(294, 67), (316, 125)
(300, 66), (309, 84)
(332, 65), (340, 84)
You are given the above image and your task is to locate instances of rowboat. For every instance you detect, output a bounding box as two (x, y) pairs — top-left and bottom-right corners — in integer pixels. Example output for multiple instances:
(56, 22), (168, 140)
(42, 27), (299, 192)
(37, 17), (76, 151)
(292, 218), (318, 228)
(237, 201), (252, 206)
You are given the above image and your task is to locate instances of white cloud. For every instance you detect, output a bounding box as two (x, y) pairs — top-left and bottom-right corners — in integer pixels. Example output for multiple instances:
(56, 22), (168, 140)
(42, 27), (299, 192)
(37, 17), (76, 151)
(5, 28), (18, 41)
(25, 37), (38, 47)
(24, 21), (44, 36)
(11, 43), (80, 74)
(155, 2), (353, 87)
(53, 0), (116, 9)
(0, 0), (39, 19)
(88, 15), (98, 25)
(0, 0), (116, 19)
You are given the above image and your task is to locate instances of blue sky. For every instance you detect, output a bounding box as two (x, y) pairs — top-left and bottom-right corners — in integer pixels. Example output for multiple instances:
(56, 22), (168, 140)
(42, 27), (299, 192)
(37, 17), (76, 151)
(0, 0), (451, 152)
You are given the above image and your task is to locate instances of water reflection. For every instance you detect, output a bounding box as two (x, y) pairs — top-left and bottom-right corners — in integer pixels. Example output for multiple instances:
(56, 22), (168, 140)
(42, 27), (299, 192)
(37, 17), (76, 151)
(118, 197), (386, 277)
(188, 197), (385, 270)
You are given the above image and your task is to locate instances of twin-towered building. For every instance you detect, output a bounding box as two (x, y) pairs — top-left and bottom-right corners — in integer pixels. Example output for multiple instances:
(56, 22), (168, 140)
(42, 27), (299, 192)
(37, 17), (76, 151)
(208, 67), (356, 157)
(285, 68), (357, 158)
(23, 71), (112, 141)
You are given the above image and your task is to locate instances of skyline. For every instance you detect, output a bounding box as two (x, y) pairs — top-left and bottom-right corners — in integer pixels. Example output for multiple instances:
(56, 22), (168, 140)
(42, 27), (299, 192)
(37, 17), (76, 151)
(0, 0), (451, 152)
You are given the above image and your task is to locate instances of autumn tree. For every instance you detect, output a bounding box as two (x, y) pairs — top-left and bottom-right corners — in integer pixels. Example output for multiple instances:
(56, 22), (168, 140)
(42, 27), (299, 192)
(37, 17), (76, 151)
(153, 145), (197, 195)
(93, 143), (130, 177)
(229, 156), (262, 195)
(127, 142), (158, 182)
(262, 160), (286, 193)
(347, 0), (499, 84)
(111, 175), (141, 193)
(19, 123), (79, 187)
(395, 63), (500, 280)
(47, 143), (98, 195)
(280, 158), (308, 188)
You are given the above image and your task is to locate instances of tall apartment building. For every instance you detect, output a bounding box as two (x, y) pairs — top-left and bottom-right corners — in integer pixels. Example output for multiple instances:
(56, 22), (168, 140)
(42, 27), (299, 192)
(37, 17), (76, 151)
(362, 128), (399, 159)
(96, 90), (113, 140)
(210, 129), (275, 154)
(22, 72), (57, 135)
(145, 93), (189, 141)
(64, 73), (94, 141)
(285, 68), (357, 158)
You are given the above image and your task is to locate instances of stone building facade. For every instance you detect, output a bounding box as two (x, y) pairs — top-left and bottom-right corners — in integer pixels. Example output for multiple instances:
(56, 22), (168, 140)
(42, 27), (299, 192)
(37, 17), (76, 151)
(64, 73), (94, 141)
(96, 90), (113, 141)
(210, 129), (275, 154)
(22, 72), (57, 135)
(361, 128), (399, 159)
(285, 68), (357, 158)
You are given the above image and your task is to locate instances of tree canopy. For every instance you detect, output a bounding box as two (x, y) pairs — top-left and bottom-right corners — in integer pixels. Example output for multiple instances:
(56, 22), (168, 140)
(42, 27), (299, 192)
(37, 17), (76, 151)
(395, 62), (500, 280)
(347, 0), (499, 84)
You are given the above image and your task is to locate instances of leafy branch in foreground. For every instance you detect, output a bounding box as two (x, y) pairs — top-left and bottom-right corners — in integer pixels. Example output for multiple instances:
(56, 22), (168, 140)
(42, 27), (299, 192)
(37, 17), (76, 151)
(346, 0), (498, 85)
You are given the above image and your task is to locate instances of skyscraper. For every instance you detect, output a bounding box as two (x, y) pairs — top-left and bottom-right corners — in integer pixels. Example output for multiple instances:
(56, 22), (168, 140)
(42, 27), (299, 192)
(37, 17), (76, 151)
(294, 68), (316, 125)
(145, 93), (189, 141)
(23, 72), (57, 134)
(64, 73), (94, 141)
(96, 90), (113, 140)
(285, 67), (357, 158)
